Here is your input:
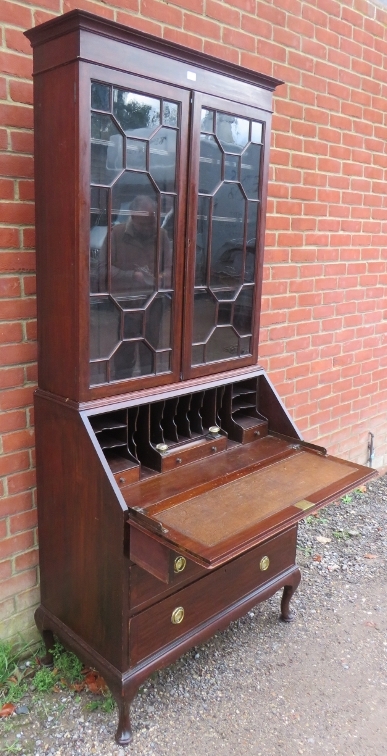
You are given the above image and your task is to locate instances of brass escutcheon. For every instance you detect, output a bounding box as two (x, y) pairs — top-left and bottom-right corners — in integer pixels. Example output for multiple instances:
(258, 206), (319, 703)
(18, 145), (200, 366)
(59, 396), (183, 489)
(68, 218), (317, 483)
(174, 556), (186, 573)
(259, 555), (270, 571)
(171, 606), (184, 624)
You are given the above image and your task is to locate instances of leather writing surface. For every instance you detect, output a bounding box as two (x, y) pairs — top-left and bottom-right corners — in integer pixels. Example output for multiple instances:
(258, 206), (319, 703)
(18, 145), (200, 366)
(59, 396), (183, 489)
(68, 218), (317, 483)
(154, 452), (354, 547)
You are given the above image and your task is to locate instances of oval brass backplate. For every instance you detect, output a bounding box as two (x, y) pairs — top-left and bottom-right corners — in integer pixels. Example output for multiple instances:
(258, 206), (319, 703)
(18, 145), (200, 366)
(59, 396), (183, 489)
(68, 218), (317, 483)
(174, 556), (186, 573)
(171, 607), (184, 624)
(259, 556), (270, 571)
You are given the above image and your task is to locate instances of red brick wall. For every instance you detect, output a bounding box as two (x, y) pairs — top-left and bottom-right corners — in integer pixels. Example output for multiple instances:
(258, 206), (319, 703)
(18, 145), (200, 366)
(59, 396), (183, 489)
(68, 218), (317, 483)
(1, 0), (386, 642)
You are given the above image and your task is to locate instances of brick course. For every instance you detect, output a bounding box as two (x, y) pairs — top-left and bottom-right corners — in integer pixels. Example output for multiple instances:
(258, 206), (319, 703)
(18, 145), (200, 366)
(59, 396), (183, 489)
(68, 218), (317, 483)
(1, 0), (387, 643)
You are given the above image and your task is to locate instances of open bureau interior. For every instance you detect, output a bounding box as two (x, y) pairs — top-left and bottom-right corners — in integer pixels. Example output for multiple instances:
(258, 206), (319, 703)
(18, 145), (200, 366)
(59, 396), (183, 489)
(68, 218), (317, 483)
(27, 10), (377, 746)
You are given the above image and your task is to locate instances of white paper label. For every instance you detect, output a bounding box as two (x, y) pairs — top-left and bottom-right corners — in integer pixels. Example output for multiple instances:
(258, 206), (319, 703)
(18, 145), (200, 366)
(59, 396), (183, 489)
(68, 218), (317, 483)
(187, 71), (196, 81)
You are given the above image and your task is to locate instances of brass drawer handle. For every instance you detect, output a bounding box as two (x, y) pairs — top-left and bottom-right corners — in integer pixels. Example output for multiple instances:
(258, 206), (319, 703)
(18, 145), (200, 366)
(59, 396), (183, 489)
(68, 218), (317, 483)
(174, 556), (186, 573)
(171, 607), (184, 624)
(260, 556), (270, 571)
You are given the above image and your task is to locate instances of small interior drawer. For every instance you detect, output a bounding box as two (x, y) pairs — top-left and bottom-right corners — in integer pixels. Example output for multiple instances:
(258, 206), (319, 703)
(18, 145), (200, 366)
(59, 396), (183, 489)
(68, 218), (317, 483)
(129, 555), (206, 613)
(129, 526), (297, 665)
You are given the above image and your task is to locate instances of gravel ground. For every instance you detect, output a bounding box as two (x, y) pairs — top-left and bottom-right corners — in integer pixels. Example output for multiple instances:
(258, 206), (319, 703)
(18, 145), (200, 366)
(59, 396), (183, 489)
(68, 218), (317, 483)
(1, 474), (386, 756)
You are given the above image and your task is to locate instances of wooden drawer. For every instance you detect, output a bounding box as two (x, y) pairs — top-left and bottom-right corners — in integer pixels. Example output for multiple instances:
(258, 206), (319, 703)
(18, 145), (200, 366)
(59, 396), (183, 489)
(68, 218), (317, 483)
(129, 554), (206, 613)
(129, 526), (297, 665)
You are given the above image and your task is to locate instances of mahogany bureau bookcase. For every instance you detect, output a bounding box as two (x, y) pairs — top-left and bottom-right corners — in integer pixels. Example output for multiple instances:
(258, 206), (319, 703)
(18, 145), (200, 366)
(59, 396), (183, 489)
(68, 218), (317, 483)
(25, 11), (375, 744)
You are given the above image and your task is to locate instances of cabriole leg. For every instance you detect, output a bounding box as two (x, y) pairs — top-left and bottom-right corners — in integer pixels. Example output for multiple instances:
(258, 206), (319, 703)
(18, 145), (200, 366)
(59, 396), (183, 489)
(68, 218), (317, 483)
(280, 568), (301, 622)
(110, 686), (138, 746)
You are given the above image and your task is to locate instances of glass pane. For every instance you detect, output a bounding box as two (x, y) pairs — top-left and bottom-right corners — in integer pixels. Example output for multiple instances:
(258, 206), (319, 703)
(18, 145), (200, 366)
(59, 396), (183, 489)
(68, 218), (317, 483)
(126, 139), (147, 170)
(150, 127), (177, 192)
(241, 143), (261, 200)
(90, 360), (107, 385)
(193, 290), (216, 343)
(156, 351), (171, 373)
(110, 341), (137, 380)
(137, 342), (154, 376)
(206, 327), (238, 362)
(233, 286), (254, 336)
(195, 195), (210, 286)
(91, 114), (123, 186)
(110, 180), (160, 296)
(91, 83), (110, 112)
(251, 121), (263, 143)
(161, 196), (175, 289)
(210, 183), (245, 291)
(111, 171), (156, 221)
(192, 344), (205, 365)
(224, 155), (239, 182)
(90, 187), (108, 294)
(113, 89), (160, 137)
(218, 302), (233, 325)
(163, 101), (178, 127)
(124, 311), (144, 339)
(246, 202), (258, 282)
(216, 113), (249, 154)
(145, 294), (172, 350)
(90, 297), (121, 360)
(239, 336), (252, 356)
(201, 108), (214, 133)
(198, 135), (222, 195)
(211, 288), (237, 301)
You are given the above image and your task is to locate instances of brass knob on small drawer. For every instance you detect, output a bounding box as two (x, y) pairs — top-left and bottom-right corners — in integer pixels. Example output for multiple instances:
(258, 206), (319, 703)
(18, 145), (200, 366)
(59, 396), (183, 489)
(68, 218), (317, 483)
(174, 556), (186, 573)
(259, 556), (270, 571)
(171, 606), (184, 624)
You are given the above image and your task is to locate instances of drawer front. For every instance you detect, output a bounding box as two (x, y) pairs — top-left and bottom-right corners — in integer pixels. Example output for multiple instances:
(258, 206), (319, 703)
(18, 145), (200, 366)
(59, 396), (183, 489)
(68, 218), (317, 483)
(129, 526), (297, 665)
(130, 554), (206, 613)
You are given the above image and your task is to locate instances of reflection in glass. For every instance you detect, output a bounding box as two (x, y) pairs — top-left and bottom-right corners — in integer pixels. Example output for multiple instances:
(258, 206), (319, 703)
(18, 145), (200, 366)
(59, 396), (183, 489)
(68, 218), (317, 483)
(224, 155), (239, 182)
(198, 136), (222, 195)
(110, 341), (155, 380)
(126, 139), (147, 170)
(110, 189), (161, 297)
(239, 336), (251, 356)
(193, 290), (216, 343)
(195, 195), (210, 286)
(90, 360), (107, 385)
(150, 128), (177, 192)
(113, 89), (160, 137)
(123, 311), (144, 339)
(251, 121), (263, 143)
(216, 113), (249, 153)
(206, 327), (238, 362)
(192, 344), (205, 365)
(146, 294), (172, 350)
(111, 171), (156, 220)
(161, 193), (175, 239)
(218, 302), (233, 325)
(241, 143), (261, 200)
(90, 297), (121, 360)
(163, 101), (178, 127)
(91, 114), (123, 185)
(156, 351), (171, 373)
(201, 108), (214, 133)
(210, 183), (245, 291)
(91, 83), (110, 112)
(246, 203), (258, 282)
(90, 187), (108, 293)
(211, 288), (237, 301)
(233, 286), (254, 335)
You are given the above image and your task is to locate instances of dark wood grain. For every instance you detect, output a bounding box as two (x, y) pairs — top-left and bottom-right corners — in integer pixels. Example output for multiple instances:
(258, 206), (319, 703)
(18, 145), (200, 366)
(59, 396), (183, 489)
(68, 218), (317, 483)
(129, 527), (297, 664)
(35, 393), (129, 671)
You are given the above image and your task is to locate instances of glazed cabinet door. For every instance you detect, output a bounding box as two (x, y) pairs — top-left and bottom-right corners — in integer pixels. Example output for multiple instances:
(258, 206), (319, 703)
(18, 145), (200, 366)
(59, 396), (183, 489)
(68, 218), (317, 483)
(81, 65), (190, 399)
(182, 93), (272, 379)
